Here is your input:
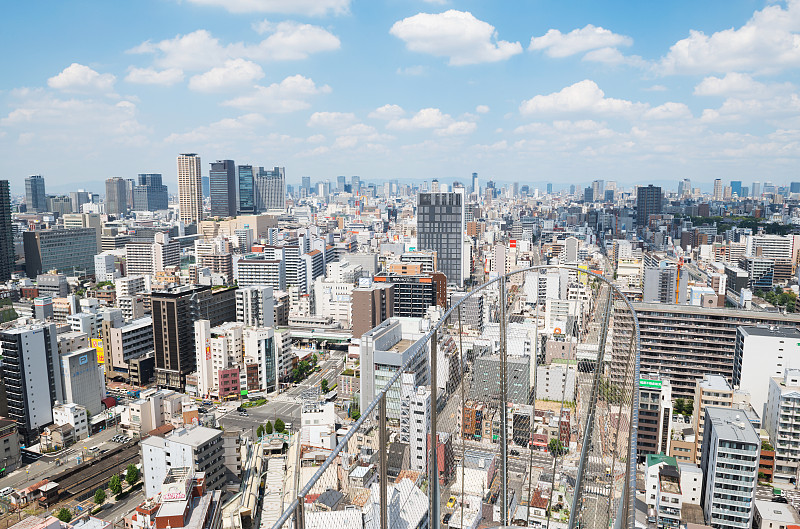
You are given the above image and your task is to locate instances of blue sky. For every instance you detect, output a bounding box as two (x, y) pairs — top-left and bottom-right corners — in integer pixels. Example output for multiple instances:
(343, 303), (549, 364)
(3, 0), (800, 194)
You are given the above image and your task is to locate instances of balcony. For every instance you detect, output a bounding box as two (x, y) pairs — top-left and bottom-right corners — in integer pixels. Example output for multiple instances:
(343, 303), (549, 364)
(268, 265), (641, 529)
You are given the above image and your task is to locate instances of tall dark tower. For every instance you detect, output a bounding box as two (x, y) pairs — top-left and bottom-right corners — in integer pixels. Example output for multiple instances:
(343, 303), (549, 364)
(209, 160), (237, 217)
(0, 181), (14, 281)
(636, 184), (662, 228)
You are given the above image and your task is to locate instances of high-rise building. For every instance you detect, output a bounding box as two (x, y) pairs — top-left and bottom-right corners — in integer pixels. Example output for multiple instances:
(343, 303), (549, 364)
(105, 176), (128, 216)
(636, 184), (662, 228)
(752, 181), (761, 198)
(546, 182), (553, 195)
(351, 282), (395, 339)
(151, 285), (237, 390)
(23, 228), (98, 277)
(70, 190), (89, 213)
(25, 174), (46, 212)
(699, 407), (758, 529)
(336, 175), (346, 192)
(177, 153), (203, 225)
(133, 174), (169, 211)
(678, 178), (691, 197)
(209, 160), (237, 218)
(730, 180), (742, 198)
(637, 376), (673, 459)
(237, 165), (254, 214)
(417, 190), (465, 287)
(255, 166), (285, 212)
(765, 368), (800, 481)
(0, 181), (13, 281)
(63, 212), (102, 252)
(409, 386), (431, 473)
(713, 178), (723, 201)
(301, 176), (311, 196)
(0, 322), (62, 444)
(791, 182), (800, 194)
(591, 179), (604, 201)
(235, 286), (275, 328)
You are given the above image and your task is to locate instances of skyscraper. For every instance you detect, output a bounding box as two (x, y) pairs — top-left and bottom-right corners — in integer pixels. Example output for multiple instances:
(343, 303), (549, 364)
(712, 178), (723, 201)
(133, 174), (169, 211)
(417, 190), (465, 287)
(546, 183), (553, 195)
(337, 175), (346, 192)
(177, 153), (203, 225)
(752, 181), (761, 197)
(209, 160), (237, 218)
(591, 179), (604, 201)
(25, 175), (46, 212)
(0, 181), (13, 281)
(791, 182), (800, 194)
(70, 190), (89, 213)
(255, 166), (285, 212)
(636, 184), (662, 228)
(730, 180), (742, 198)
(238, 165), (255, 214)
(677, 178), (691, 197)
(105, 176), (128, 216)
(471, 172), (479, 195)
(301, 176), (311, 196)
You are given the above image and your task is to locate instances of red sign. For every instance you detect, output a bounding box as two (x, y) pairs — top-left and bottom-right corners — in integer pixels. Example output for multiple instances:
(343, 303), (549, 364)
(510, 239), (517, 248)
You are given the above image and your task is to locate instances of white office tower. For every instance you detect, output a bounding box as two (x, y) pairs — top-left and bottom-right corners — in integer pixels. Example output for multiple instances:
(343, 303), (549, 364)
(765, 369), (800, 482)
(409, 386), (431, 473)
(313, 277), (354, 329)
(194, 320), (243, 399)
(61, 346), (105, 415)
(235, 286), (275, 328)
(116, 275), (150, 298)
(699, 407), (758, 529)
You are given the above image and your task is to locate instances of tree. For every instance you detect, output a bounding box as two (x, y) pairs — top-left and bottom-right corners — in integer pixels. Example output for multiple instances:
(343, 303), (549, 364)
(56, 508), (73, 522)
(311, 354), (318, 366)
(126, 464), (140, 485)
(265, 421), (273, 435)
(321, 379), (329, 394)
(256, 424), (264, 437)
(548, 438), (566, 457)
(684, 399), (694, 415)
(674, 398), (685, 415)
(94, 488), (106, 505)
(109, 474), (122, 495)
(274, 418), (285, 433)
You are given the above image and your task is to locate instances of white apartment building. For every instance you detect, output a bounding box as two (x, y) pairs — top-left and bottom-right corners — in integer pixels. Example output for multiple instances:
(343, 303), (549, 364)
(734, 326), (800, 418)
(116, 275), (149, 299)
(699, 407), (759, 529)
(765, 369), (800, 482)
(746, 234), (793, 261)
(52, 403), (89, 439)
(235, 286), (275, 328)
(409, 386), (431, 473)
(121, 388), (189, 438)
(326, 260), (362, 283)
(242, 327), (276, 393)
(693, 375), (734, 464)
(194, 321), (244, 399)
(141, 425), (224, 498)
(535, 364), (576, 402)
(236, 258), (286, 290)
(94, 253), (119, 282)
(313, 277), (353, 328)
(125, 233), (180, 276)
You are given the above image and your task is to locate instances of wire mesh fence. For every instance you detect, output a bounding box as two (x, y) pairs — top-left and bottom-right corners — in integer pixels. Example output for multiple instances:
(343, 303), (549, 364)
(269, 265), (639, 529)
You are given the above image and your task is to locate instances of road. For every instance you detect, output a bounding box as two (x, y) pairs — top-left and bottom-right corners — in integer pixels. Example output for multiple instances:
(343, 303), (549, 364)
(218, 354), (346, 437)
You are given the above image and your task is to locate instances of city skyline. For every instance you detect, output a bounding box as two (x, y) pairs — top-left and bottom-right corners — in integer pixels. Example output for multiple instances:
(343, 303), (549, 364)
(4, 1), (800, 189)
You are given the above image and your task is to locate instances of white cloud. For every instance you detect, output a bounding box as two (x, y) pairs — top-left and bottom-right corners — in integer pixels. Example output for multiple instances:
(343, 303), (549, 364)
(387, 107), (452, 130)
(250, 20), (340, 60)
(307, 111), (356, 128)
(128, 24), (339, 71)
(645, 85), (668, 92)
(582, 47), (646, 67)
(435, 121), (477, 136)
(659, 1), (800, 74)
(643, 102), (692, 120)
(183, 0), (350, 16)
(693, 72), (794, 99)
(390, 10), (522, 65)
(222, 74), (331, 112)
(47, 63), (116, 94)
(529, 24), (632, 58)
(306, 134), (326, 143)
(421, 0), (447, 4)
(476, 105), (490, 113)
(519, 80), (647, 117)
(125, 67), (184, 86)
(165, 113), (268, 144)
(368, 104), (405, 120)
(189, 59), (264, 92)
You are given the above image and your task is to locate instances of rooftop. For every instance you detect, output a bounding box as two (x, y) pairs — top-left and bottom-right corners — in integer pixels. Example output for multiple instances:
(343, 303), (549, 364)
(706, 407), (759, 445)
(755, 500), (799, 523)
(739, 325), (800, 339)
(699, 375), (732, 392)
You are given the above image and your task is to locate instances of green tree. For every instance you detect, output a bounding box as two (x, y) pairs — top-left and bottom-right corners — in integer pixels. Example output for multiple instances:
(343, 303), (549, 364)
(56, 508), (73, 522)
(94, 488), (106, 504)
(674, 398), (685, 415)
(265, 421), (273, 435)
(684, 399), (693, 415)
(321, 379), (329, 393)
(311, 354), (318, 366)
(256, 424), (264, 437)
(274, 418), (285, 433)
(548, 438), (566, 457)
(109, 474), (123, 495)
(126, 464), (140, 485)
